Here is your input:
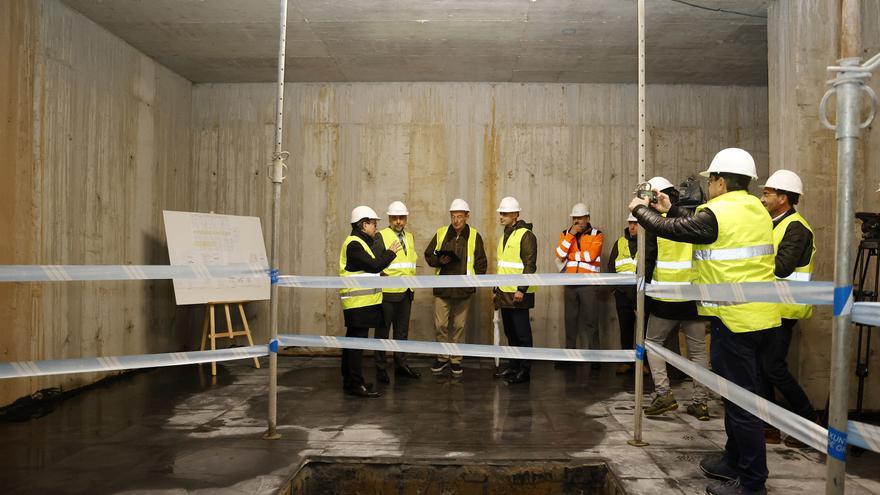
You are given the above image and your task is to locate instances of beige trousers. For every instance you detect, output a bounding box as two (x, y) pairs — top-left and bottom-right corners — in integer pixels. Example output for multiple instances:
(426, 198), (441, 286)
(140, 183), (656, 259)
(434, 297), (471, 364)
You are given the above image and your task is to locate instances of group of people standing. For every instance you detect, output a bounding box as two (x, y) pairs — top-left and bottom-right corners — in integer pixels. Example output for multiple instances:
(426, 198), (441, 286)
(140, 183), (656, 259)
(337, 196), (540, 398)
(336, 146), (816, 495)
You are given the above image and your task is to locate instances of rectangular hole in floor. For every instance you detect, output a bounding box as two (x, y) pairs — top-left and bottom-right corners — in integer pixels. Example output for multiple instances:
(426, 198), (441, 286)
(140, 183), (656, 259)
(288, 458), (626, 494)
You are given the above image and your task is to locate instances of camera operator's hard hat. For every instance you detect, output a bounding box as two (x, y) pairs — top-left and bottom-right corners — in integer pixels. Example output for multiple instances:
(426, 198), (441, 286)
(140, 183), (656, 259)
(627, 213), (637, 222)
(449, 198), (470, 212)
(497, 196), (521, 213)
(647, 176), (675, 192)
(761, 170), (803, 195)
(350, 205), (380, 223)
(386, 201), (409, 216)
(699, 148), (758, 180)
(570, 203), (590, 217)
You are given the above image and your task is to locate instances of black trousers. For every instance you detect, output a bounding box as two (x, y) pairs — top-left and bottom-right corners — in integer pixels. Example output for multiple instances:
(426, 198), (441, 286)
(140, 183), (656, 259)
(757, 318), (815, 419)
(710, 317), (768, 491)
(375, 295), (412, 369)
(341, 326), (369, 388)
(501, 308), (533, 371)
(613, 288), (636, 350)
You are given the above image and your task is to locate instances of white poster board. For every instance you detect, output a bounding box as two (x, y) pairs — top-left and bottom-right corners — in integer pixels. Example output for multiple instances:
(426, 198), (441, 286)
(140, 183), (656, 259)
(163, 210), (270, 305)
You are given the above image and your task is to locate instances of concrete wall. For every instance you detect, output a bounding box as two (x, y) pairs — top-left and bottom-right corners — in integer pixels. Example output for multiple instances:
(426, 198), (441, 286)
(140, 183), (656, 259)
(0, 0), (194, 407)
(768, 0), (880, 410)
(192, 82), (769, 352)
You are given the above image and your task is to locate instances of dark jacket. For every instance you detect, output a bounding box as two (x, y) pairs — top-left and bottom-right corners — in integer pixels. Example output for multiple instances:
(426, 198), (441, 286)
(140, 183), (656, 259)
(494, 219), (538, 309)
(424, 224), (488, 299)
(633, 204), (708, 320)
(342, 228), (396, 328)
(632, 204), (718, 244)
(773, 208), (813, 278)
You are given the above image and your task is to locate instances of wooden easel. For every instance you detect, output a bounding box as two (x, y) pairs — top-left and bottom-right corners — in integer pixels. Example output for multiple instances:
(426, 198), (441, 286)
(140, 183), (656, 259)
(200, 301), (261, 375)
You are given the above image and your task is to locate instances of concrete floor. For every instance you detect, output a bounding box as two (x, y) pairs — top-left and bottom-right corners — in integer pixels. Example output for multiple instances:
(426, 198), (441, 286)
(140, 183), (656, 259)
(0, 356), (878, 494)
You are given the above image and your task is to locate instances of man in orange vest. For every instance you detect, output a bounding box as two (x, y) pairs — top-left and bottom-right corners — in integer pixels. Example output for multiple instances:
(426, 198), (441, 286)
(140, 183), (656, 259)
(554, 203), (604, 363)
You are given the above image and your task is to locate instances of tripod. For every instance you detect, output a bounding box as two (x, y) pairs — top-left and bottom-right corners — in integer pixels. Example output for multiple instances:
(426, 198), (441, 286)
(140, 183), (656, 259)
(852, 238), (878, 419)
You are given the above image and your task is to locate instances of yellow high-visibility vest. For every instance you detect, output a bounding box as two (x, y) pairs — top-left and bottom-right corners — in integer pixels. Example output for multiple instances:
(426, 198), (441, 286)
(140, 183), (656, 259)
(497, 227), (537, 294)
(434, 225), (477, 275)
(773, 211), (815, 320)
(653, 232), (695, 302)
(614, 236), (636, 274)
(338, 235), (382, 310)
(379, 227), (417, 294)
(693, 190), (781, 332)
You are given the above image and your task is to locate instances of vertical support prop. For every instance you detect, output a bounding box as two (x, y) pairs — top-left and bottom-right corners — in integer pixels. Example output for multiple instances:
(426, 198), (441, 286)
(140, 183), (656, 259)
(629, 0), (649, 448)
(264, 0), (289, 441)
(825, 0), (861, 487)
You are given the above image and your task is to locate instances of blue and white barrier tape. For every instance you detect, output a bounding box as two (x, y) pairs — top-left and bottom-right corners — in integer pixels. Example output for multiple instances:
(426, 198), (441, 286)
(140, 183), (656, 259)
(0, 345), (267, 379)
(277, 334), (635, 363)
(277, 273), (635, 289)
(847, 420), (880, 453)
(0, 264), (838, 307)
(645, 341), (828, 453)
(0, 264), (268, 282)
(852, 302), (880, 326)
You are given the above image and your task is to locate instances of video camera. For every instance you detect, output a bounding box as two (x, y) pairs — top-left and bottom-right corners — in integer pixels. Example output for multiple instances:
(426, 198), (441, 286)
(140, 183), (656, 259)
(856, 212), (880, 241)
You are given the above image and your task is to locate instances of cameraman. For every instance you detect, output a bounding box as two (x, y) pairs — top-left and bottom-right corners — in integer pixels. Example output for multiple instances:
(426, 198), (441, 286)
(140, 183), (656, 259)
(629, 148), (780, 495)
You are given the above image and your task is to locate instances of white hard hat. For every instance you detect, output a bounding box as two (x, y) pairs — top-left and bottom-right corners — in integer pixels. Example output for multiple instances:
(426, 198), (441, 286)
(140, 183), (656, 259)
(497, 196), (521, 213)
(648, 176), (675, 191)
(699, 148), (758, 180)
(761, 170), (803, 195)
(627, 213), (637, 222)
(449, 198), (470, 212)
(386, 200), (409, 216)
(350, 205), (380, 223)
(570, 203), (590, 217)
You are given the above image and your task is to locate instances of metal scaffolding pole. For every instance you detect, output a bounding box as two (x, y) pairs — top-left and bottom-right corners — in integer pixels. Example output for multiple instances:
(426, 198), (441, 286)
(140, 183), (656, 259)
(264, 0), (289, 441)
(628, 0), (648, 448)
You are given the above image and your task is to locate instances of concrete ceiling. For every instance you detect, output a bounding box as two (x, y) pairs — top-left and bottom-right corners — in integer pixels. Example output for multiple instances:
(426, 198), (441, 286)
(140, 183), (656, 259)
(60, 0), (769, 85)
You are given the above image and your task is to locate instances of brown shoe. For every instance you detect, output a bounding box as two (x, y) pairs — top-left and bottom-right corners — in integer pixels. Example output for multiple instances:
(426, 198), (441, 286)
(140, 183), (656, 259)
(764, 427), (781, 444)
(615, 363), (633, 374)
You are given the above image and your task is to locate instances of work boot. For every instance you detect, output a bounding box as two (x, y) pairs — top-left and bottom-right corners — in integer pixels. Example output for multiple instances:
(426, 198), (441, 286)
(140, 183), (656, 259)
(644, 391), (678, 416)
(763, 427), (781, 444)
(430, 360), (449, 373)
(705, 479), (766, 495)
(344, 384), (381, 398)
(699, 454), (738, 482)
(376, 368), (390, 384)
(450, 363), (463, 376)
(687, 402), (710, 421)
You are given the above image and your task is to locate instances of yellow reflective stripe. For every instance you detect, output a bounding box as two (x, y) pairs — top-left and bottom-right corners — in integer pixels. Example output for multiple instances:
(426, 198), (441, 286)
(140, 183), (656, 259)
(615, 258), (634, 268)
(693, 244), (773, 261)
(655, 260), (692, 269)
(497, 260), (525, 269)
(652, 280), (691, 285)
(387, 262), (417, 269)
(341, 288), (382, 298)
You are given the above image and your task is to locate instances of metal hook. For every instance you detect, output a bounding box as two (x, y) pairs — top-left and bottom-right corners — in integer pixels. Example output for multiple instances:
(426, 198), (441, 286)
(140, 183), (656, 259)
(819, 88), (837, 130)
(859, 85), (877, 129)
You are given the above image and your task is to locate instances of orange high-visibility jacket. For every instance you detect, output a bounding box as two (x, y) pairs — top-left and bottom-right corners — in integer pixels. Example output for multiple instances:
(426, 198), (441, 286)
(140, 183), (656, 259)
(555, 227), (604, 273)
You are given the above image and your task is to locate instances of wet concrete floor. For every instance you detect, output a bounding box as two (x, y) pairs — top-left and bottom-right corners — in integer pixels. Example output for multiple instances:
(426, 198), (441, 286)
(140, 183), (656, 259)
(0, 356), (878, 494)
